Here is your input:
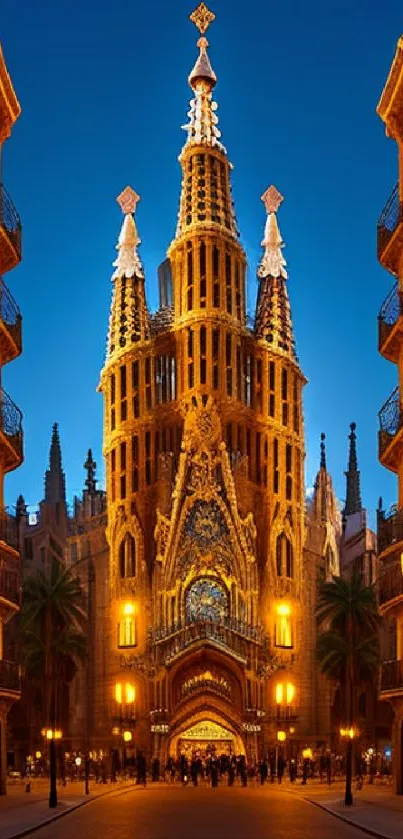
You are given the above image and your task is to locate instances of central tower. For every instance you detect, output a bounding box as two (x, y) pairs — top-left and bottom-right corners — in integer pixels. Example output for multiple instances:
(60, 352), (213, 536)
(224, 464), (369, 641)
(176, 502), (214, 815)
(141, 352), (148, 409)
(99, 4), (315, 762)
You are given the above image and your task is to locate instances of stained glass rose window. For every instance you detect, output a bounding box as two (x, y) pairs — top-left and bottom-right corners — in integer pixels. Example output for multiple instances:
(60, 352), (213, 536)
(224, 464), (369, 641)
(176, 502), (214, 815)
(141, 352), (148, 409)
(185, 578), (228, 623)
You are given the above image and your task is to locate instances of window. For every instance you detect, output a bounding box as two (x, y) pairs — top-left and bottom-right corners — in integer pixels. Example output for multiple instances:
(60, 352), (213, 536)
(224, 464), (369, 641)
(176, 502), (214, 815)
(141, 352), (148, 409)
(187, 242), (193, 310)
(213, 245), (220, 307)
(275, 604), (293, 648)
(120, 365), (127, 422)
(188, 329), (194, 388)
(256, 432), (261, 483)
(225, 254), (232, 313)
(132, 360), (140, 417)
(269, 362), (275, 417)
(226, 334), (232, 396)
(132, 436), (139, 492)
(145, 356), (152, 411)
(235, 262), (241, 320)
(118, 608), (137, 648)
(121, 442), (126, 471)
(273, 438), (279, 494)
(111, 374), (116, 405)
(282, 368), (288, 425)
(199, 242), (206, 308)
(212, 329), (219, 390)
(293, 377), (299, 433)
(119, 534), (136, 578)
(275, 681), (295, 712)
(286, 443), (292, 501)
(255, 359), (262, 413)
(276, 533), (293, 577)
(145, 431), (152, 486)
(200, 326), (207, 384)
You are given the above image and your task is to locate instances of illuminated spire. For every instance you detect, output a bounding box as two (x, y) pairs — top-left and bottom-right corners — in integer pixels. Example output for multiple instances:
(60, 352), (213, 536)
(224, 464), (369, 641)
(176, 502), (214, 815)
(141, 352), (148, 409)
(182, 4), (225, 153)
(107, 187), (150, 359)
(254, 187), (295, 358)
(344, 422), (362, 515)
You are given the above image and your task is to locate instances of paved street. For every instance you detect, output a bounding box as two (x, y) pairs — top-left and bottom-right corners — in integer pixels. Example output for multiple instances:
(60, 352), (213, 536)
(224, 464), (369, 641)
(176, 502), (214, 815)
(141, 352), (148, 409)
(27, 784), (369, 839)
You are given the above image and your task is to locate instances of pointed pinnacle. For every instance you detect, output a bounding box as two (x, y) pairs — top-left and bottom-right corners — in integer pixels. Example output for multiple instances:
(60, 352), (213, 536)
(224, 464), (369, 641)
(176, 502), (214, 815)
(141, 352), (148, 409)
(320, 432), (326, 470)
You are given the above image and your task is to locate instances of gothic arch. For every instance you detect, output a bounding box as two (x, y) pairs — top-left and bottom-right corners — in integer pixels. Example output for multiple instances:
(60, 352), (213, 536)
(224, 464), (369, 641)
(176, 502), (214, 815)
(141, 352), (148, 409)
(110, 505), (144, 581)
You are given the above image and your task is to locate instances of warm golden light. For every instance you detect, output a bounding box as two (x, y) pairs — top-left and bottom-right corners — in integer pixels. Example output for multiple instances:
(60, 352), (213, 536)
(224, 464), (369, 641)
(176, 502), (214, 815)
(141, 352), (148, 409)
(302, 747), (313, 759)
(46, 729), (53, 740)
(289, 727), (295, 735)
(125, 682), (135, 703)
(400, 552), (403, 575)
(123, 602), (135, 616)
(112, 726), (120, 735)
(286, 682), (295, 705)
(277, 603), (291, 616)
(123, 730), (132, 742)
(35, 751), (42, 759)
(115, 682), (123, 704)
(340, 726), (356, 739)
(275, 683), (284, 704)
(277, 730), (286, 742)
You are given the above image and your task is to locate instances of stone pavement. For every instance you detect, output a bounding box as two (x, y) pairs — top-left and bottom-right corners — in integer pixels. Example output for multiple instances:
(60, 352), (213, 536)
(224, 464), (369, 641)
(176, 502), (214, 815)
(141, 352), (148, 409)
(0, 777), (139, 839)
(282, 777), (403, 839)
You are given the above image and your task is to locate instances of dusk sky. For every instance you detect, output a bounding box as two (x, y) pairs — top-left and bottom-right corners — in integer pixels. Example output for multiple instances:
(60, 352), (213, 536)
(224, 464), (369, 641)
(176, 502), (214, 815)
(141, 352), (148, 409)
(1, 0), (402, 525)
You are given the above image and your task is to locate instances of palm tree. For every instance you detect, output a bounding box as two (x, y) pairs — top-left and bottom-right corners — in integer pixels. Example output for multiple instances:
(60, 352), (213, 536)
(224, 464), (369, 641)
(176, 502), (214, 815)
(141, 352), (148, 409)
(316, 569), (380, 805)
(20, 558), (87, 806)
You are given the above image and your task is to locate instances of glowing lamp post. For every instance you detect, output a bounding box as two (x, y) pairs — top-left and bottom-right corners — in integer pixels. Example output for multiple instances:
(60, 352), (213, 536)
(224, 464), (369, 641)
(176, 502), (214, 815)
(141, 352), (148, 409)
(42, 728), (62, 808)
(340, 725), (357, 806)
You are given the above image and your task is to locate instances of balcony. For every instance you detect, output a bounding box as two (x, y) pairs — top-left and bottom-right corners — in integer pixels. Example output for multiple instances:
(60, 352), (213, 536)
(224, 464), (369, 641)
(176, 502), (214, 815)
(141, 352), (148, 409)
(0, 388), (23, 470)
(0, 567), (19, 607)
(378, 505), (403, 554)
(378, 283), (403, 362)
(380, 659), (403, 694)
(0, 185), (22, 274)
(378, 183), (403, 275)
(150, 619), (265, 667)
(0, 278), (21, 364)
(378, 386), (403, 468)
(378, 564), (403, 607)
(0, 659), (20, 694)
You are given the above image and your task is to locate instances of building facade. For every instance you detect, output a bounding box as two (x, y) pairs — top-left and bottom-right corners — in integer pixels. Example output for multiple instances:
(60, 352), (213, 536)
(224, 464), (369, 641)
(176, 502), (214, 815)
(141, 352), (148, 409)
(0, 42), (23, 793)
(90, 4), (339, 764)
(376, 32), (403, 795)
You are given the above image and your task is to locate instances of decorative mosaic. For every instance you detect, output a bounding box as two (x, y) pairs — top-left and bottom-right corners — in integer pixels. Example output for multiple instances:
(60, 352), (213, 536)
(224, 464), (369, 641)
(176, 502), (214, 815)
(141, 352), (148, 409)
(185, 577), (229, 623)
(183, 500), (228, 549)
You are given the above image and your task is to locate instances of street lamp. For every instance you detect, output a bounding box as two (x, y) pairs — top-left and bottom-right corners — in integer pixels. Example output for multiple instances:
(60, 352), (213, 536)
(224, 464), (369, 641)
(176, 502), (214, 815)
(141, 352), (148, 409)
(42, 728), (62, 808)
(340, 725), (357, 806)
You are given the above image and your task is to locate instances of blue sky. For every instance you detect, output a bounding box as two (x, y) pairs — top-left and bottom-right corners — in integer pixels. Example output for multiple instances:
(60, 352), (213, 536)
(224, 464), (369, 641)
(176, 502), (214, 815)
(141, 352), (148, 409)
(1, 0), (401, 525)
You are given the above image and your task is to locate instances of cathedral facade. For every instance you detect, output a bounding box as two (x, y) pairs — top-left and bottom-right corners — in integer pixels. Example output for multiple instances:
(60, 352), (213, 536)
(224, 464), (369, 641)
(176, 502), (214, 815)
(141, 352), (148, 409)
(68, 5), (342, 763)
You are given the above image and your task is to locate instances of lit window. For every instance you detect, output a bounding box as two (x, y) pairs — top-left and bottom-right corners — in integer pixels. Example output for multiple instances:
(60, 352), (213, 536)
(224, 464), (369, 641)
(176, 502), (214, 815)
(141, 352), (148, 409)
(275, 681), (295, 708)
(115, 682), (136, 704)
(118, 607), (136, 648)
(275, 683), (284, 704)
(275, 602), (292, 648)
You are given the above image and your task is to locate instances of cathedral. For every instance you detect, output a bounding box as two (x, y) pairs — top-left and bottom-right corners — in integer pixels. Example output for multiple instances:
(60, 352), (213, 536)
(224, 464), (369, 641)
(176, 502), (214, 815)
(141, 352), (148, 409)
(13, 4), (379, 767)
(69, 3), (345, 763)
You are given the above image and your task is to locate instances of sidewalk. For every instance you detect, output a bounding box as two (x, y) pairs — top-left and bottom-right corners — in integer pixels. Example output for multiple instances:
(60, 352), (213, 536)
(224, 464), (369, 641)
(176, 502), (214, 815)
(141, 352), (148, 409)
(0, 778), (139, 839)
(284, 778), (403, 839)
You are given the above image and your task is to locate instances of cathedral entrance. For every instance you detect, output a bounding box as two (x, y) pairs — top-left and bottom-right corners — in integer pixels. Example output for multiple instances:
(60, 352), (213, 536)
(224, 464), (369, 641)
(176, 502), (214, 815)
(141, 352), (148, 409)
(169, 719), (245, 759)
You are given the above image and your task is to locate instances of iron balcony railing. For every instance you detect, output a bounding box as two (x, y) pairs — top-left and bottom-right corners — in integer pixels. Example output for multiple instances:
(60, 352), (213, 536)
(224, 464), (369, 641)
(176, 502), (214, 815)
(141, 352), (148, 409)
(150, 617), (264, 645)
(0, 507), (19, 550)
(378, 386), (403, 458)
(0, 388), (23, 458)
(378, 564), (403, 605)
(151, 620), (261, 667)
(0, 568), (20, 606)
(0, 184), (21, 261)
(378, 183), (403, 259)
(378, 505), (403, 554)
(378, 283), (403, 349)
(381, 659), (403, 693)
(0, 659), (20, 693)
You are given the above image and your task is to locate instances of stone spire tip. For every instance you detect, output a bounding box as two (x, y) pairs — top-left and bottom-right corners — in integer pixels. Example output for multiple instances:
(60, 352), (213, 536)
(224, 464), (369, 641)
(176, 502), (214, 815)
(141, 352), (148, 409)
(320, 432), (326, 470)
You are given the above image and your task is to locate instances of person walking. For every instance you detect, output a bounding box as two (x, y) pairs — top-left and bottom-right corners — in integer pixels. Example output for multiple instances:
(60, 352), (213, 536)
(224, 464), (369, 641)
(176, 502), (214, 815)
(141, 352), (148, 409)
(259, 757), (268, 785)
(277, 752), (285, 784)
(228, 761), (235, 786)
(211, 759), (218, 788)
(325, 751), (332, 787)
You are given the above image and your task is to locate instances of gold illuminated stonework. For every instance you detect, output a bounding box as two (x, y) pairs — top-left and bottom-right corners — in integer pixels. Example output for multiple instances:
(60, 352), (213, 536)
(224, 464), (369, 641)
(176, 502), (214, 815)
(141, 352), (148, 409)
(94, 5), (338, 764)
(189, 3), (215, 35)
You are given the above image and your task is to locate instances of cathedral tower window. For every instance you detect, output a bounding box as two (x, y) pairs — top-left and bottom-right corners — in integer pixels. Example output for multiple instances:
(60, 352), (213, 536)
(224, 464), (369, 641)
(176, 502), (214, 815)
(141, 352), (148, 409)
(275, 605), (292, 648)
(282, 368), (288, 425)
(187, 242), (193, 310)
(199, 242), (207, 308)
(145, 356), (152, 411)
(273, 438), (279, 493)
(236, 346), (241, 400)
(235, 262), (241, 320)
(225, 253), (232, 313)
(120, 474), (126, 500)
(256, 432), (261, 483)
(111, 373), (116, 405)
(263, 437), (268, 487)
(286, 444), (292, 501)
(293, 376), (299, 433)
(275, 680), (295, 712)
(119, 534), (136, 578)
(286, 538), (293, 578)
(111, 449), (116, 502)
(118, 603), (137, 648)
(120, 365), (127, 422)
(200, 326), (207, 384)
(226, 334), (232, 396)
(120, 442), (126, 470)
(197, 154), (206, 222)
(213, 245), (220, 307)
(276, 533), (293, 577)
(246, 430), (251, 479)
(132, 360), (140, 417)
(212, 329), (220, 389)
(145, 431), (152, 486)
(132, 435), (139, 492)
(269, 362), (275, 418)
(188, 329), (194, 388)
(255, 359), (262, 413)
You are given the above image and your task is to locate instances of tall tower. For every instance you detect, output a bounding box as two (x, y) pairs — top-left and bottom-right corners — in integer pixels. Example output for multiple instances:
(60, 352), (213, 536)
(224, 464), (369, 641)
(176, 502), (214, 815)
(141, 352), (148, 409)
(0, 43), (23, 793)
(99, 4), (313, 761)
(376, 32), (403, 795)
(44, 423), (66, 508)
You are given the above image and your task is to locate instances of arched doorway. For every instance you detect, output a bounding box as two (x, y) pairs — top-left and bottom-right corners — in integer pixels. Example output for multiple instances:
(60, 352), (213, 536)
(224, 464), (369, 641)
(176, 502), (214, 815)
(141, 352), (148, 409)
(169, 716), (245, 759)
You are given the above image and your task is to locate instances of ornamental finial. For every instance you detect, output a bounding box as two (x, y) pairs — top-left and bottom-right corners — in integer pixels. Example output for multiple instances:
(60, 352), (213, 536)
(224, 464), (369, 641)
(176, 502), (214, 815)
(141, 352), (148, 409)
(117, 185), (140, 215)
(190, 3), (215, 35)
(261, 185), (284, 215)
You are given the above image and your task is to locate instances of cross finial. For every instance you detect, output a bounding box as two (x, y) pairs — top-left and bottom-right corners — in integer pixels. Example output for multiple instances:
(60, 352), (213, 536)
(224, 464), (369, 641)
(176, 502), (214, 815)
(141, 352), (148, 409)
(117, 186), (140, 215)
(261, 185), (284, 214)
(190, 3), (215, 35)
